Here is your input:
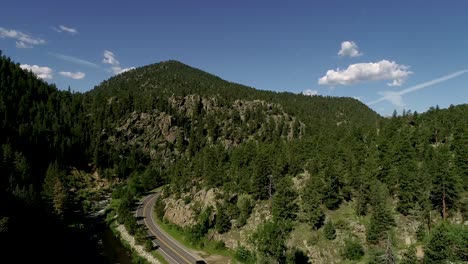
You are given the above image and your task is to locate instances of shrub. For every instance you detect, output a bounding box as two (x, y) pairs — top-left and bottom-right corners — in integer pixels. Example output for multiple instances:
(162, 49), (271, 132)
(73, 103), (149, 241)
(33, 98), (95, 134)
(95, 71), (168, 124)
(213, 240), (226, 250)
(154, 197), (166, 220)
(183, 195), (191, 205)
(334, 219), (349, 230)
(341, 239), (364, 261)
(324, 221), (336, 240)
(234, 245), (256, 264)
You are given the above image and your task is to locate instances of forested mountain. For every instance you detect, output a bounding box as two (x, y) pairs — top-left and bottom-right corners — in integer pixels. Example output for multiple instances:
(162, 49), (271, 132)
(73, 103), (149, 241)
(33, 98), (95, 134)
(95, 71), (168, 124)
(1, 51), (467, 263)
(0, 52), (101, 263)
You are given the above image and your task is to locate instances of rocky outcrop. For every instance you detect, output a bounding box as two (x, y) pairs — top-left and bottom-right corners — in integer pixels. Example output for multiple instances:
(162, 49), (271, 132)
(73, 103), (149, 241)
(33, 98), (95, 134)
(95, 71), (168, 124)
(163, 198), (195, 227)
(163, 188), (221, 227)
(108, 95), (305, 162)
(214, 201), (271, 250)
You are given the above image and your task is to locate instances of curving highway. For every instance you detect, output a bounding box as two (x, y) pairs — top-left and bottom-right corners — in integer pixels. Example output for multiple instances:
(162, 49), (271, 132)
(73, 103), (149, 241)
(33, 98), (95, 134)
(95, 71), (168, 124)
(135, 192), (206, 264)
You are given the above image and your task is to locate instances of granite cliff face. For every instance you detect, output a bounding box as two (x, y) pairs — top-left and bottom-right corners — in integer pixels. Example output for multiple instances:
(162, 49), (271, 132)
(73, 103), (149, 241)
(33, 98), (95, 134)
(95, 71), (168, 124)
(107, 94), (305, 162)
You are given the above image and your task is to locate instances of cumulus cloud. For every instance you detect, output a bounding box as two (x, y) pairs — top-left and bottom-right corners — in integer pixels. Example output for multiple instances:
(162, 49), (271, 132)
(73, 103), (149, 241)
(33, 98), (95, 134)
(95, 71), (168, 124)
(49, 52), (99, 68)
(318, 60), (412, 87)
(20, 64), (53, 79)
(338, 41), (362, 58)
(103, 50), (119, 65)
(52, 25), (78, 35)
(102, 50), (134, 74)
(367, 69), (468, 107)
(0, 27), (46, 48)
(59, 71), (85, 80)
(302, 89), (318, 96)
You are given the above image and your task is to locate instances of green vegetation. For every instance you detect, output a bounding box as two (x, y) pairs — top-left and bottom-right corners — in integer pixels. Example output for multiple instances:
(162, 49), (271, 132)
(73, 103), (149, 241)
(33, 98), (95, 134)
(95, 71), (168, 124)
(424, 222), (468, 263)
(234, 245), (257, 264)
(1, 50), (467, 263)
(341, 238), (365, 261)
(153, 211), (234, 258)
(323, 220), (336, 240)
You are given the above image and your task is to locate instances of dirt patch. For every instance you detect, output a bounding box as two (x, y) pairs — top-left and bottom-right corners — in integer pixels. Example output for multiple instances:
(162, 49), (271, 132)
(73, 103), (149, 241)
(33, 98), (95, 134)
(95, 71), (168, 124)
(193, 250), (233, 264)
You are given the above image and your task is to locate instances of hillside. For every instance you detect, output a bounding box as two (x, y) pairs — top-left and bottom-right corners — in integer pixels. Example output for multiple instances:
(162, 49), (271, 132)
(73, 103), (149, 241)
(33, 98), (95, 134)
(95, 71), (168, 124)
(1, 52), (467, 264)
(86, 60), (380, 135)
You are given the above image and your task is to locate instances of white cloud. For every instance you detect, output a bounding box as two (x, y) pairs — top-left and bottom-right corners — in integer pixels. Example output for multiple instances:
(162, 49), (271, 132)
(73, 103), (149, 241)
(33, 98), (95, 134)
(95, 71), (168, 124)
(52, 25), (78, 35)
(102, 50), (120, 66)
(16, 41), (32, 48)
(59, 25), (78, 34)
(302, 89), (318, 96)
(49, 52), (99, 68)
(20, 64), (53, 79)
(367, 69), (468, 107)
(318, 60), (412, 86)
(0, 27), (46, 48)
(102, 50), (134, 75)
(117, 67), (136, 74)
(59, 71), (85, 80)
(338, 41), (362, 58)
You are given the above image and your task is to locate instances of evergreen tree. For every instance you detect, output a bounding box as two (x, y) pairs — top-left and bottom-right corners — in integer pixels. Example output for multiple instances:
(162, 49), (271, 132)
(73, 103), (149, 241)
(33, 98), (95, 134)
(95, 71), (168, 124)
(341, 238), (364, 261)
(252, 220), (292, 263)
(424, 222), (454, 263)
(272, 177), (298, 221)
(323, 220), (336, 240)
(302, 175), (325, 229)
(367, 182), (395, 244)
(41, 162), (67, 214)
(430, 146), (462, 220)
(215, 203), (231, 234)
(236, 194), (253, 227)
(322, 166), (342, 210)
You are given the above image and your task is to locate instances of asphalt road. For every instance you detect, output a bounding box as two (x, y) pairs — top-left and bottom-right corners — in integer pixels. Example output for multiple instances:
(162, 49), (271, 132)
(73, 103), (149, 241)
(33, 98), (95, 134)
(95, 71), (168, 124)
(136, 192), (205, 264)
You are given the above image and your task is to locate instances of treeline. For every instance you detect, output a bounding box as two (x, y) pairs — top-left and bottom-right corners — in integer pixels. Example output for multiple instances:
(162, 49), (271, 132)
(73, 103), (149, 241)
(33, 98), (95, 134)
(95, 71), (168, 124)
(0, 52), (104, 263)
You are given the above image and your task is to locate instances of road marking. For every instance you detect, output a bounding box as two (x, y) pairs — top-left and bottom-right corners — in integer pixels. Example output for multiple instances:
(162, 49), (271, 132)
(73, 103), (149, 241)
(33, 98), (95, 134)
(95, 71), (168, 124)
(158, 246), (179, 264)
(148, 197), (199, 260)
(143, 194), (193, 264)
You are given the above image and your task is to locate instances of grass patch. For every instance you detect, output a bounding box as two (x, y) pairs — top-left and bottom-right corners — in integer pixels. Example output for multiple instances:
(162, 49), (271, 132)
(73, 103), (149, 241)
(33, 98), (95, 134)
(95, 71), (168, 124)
(288, 201), (372, 264)
(153, 211), (235, 259)
(151, 251), (169, 264)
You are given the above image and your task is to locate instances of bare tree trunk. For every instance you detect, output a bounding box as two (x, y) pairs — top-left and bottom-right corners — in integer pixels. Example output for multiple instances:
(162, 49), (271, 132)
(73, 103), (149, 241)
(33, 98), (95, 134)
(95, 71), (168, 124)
(268, 175), (273, 209)
(442, 188), (447, 221)
(381, 233), (396, 264)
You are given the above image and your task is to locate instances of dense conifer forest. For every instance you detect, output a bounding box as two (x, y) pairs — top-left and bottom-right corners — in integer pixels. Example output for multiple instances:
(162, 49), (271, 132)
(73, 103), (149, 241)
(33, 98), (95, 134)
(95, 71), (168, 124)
(0, 51), (467, 263)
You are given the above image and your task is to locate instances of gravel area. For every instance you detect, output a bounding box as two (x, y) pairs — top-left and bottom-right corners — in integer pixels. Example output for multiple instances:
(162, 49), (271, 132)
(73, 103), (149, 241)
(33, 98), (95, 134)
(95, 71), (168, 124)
(116, 224), (161, 264)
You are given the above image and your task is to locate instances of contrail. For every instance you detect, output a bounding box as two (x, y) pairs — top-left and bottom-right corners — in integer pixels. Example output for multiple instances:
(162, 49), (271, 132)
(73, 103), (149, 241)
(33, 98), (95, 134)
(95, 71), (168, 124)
(367, 69), (468, 105)
(49, 52), (100, 68)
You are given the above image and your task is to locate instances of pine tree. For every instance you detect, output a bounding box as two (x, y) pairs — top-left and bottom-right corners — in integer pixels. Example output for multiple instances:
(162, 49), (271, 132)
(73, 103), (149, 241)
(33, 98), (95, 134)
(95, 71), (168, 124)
(424, 222), (453, 263)
(52, 179), (67, 216)
(367, 182), (395, 244)
(322, 166), (342, 210)
(430, 146), (462, 220)
(302, 175), (325, 229)
(215, 203), (231, 234)
(324, 220), (336, 240)
(272, 177), (298, 221)
(252, 220), (292, 263)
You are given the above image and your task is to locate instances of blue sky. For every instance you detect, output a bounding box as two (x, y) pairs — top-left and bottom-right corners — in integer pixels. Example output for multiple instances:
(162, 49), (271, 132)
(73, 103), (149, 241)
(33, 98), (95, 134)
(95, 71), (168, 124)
(1, 0), (467, 116)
